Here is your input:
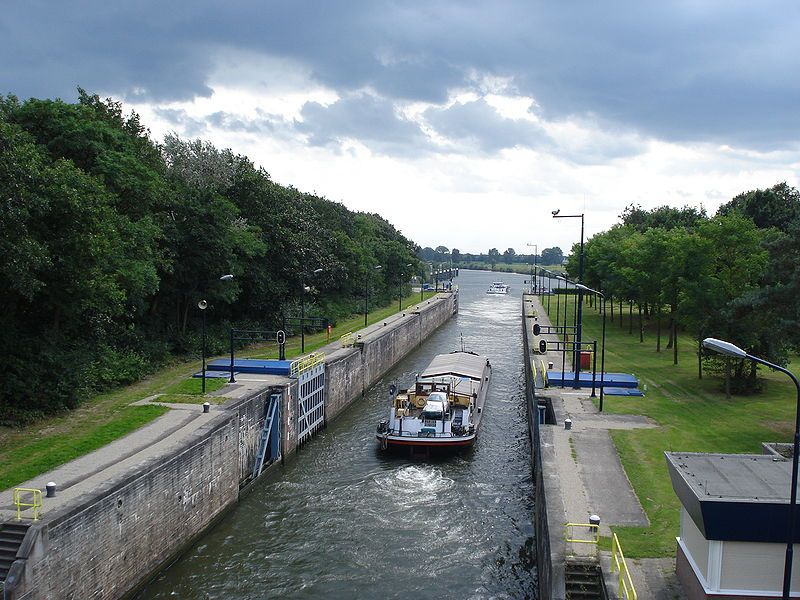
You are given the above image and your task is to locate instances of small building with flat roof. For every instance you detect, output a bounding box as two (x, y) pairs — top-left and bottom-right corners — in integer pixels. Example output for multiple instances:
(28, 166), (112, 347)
(665, 451), (800, 599)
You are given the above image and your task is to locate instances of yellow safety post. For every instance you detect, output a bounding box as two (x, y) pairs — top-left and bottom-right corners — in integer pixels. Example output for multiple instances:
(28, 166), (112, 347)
(340, 332), (355, 348)
(13, 487), (43, 521)
(611, 533), (637, 600)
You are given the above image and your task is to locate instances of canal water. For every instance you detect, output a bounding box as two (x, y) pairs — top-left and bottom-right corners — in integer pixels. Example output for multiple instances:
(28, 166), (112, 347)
(138, 269), (536, 600)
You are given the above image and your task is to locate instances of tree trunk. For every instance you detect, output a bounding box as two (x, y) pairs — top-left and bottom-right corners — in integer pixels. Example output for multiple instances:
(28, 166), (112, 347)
(620, 298), (624, 328)
(610, 295), (615, 322)
(656, 305), (662, 352)
(673, 315), (678, 365)
(697, 333), (703, 380)
(638, 303), (644, 342)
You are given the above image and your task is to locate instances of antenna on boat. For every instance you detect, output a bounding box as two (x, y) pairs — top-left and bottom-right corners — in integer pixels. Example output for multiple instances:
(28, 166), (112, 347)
(460, 332), (465, 352)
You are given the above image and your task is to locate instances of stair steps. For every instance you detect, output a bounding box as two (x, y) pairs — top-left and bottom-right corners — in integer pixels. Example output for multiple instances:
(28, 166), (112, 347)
(565, 558), (604, 600)
(0, 522), (29, 581)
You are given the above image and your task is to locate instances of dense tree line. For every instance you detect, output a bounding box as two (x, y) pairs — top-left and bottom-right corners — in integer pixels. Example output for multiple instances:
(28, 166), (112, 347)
(564, 184), (800, 393)
(418, 245), (563, 268)
(0, 91), (420, 424)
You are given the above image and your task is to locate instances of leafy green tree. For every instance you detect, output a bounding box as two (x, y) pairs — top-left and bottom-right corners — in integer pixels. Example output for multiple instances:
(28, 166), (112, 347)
(540, 247), (563, 265)
(503, 247), (516, 264)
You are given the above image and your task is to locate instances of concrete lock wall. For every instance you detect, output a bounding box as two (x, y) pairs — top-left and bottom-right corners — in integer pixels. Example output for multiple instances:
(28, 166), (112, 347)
(13, 416), (240, 600)
(324, 294), (455, 422)
(8, 292), (455, 600)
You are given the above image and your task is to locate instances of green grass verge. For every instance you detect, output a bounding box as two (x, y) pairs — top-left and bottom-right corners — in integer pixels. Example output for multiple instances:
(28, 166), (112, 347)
(545, 295), (799, 558)
(0, 405), (168, 491)
(155, 394), (229, 405)
(163, 377), (227, 395)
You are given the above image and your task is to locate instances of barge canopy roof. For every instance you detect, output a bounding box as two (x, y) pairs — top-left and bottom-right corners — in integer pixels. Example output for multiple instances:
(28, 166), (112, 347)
(421, 352), (488, 381)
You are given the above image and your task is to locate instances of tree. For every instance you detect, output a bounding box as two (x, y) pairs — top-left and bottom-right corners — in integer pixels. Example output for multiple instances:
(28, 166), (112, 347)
(487, 248), (500, 268)
(620, 204), (707, 232)
(503, 247), (516, 264)
(717, 182), (800, 233)
(541, 247), (563, 265)
(451, 248), (461, 263)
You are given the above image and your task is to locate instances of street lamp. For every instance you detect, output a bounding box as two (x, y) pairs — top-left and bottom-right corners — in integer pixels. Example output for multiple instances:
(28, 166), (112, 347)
(577, 284), (606, 411)
(199, 274), (235, 393)
(301, 268), (323, 353)
(527, 243), (538, 294)
(399, 263), (412, 311)
(703, 337), (800, 600)
(364, 265), (382, 327)
(553, 209), (585, 386)
(198, 299), (208, 394)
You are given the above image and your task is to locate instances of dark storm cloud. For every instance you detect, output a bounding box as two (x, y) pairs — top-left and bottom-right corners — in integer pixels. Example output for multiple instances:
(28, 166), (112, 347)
(3, 1), (799, 150)
(296, 93), (431, 155)
(424, 99), (549, 153)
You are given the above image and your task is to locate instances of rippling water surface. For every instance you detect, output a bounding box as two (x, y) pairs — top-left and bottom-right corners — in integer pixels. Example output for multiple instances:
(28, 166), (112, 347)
(138, 269), (536, 599)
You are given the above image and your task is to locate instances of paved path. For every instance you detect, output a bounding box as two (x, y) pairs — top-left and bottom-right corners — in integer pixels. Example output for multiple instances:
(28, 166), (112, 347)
(525, 294), (686, 599)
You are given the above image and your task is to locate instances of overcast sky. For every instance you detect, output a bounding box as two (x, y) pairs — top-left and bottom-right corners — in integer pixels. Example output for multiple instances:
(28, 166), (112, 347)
(3, 1), (799, 254)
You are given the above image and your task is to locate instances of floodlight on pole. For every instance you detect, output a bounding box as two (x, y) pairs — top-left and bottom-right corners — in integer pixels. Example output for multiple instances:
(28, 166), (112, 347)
(703, 337), (800, 600)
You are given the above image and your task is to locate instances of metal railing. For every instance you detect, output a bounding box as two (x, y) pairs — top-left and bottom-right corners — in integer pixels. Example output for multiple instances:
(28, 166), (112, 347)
(290, 352), (325, 377)
(565, 522), (599, 545)
(13, 487), (43, 520)
(340, 332), (355, 348)
(611, 533), (637, 600)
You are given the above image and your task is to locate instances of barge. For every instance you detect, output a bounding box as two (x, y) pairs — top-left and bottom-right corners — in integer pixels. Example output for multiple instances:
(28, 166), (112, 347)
(376, 351), (491, 453)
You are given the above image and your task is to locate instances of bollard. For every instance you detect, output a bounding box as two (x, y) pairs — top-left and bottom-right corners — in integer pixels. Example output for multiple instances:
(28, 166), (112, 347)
(203, 402), (210, 413)
(46, 482), (57, 498)
(548, 361), (554, 369)
(589, 514), (601, 527)
(564, 418), (572, 430)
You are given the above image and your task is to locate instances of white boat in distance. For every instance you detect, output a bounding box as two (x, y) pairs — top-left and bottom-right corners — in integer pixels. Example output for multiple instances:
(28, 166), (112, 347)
(486, 281), (510, 294)
(376, 351), (491, 453)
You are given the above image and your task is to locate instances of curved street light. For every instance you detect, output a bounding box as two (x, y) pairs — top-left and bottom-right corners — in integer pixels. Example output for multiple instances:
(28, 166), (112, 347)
(703, 337), (800, 600)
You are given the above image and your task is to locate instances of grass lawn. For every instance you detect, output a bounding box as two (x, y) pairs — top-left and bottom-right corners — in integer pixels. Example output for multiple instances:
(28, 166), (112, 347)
(545, 295), (799, 558)
(0, 291), (439, 491)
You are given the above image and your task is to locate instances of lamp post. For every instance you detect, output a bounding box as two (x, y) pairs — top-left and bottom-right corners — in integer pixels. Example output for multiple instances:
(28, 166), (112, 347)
(301, 268), (323, 353)
(364, 265), (382, 327)
(527, 243), (538, 294)
(399, 263), (412, 311)
(702, 338), (800, 600)
(577, 284), (606, 410)
(198, 274), (234, 394)
(553, 209), (585, 386)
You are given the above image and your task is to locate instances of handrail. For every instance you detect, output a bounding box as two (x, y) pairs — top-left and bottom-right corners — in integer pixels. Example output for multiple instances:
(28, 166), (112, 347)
(340, 332), (355, 348)
(13, 487), (43, 521)
(611, 533), (638, 600)
(290, 352), (325, 377)
(565, 522), (599, 545)
(539, 359), (549, 388)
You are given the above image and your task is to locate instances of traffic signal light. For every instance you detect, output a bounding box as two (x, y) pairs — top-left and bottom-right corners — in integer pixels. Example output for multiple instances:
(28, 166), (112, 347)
(539, 340), (547, 353)
(533, 323), (541, 336)
(276, 330), (286, 345)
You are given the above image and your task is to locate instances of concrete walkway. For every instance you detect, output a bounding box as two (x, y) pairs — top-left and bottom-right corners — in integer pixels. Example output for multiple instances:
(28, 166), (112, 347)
(525, 294), (687, 599)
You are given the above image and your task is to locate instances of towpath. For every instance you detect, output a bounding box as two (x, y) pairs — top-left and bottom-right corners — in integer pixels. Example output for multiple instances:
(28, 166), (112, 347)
(525, 293), (687, 599)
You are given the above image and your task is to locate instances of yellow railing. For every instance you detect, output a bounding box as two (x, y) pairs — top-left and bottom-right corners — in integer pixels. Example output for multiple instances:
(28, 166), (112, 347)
(340, 332), (355, 348)
(539, 359), (549, 388)
(13, 487), (43, 521)
(611, 533), (637, 600)
(565, 522), (599, 545)
(290, 352), (325, 377)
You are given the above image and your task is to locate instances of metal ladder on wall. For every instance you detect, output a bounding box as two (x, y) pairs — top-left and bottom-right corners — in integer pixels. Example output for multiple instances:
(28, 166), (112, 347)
(252, 393), (281, 479)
